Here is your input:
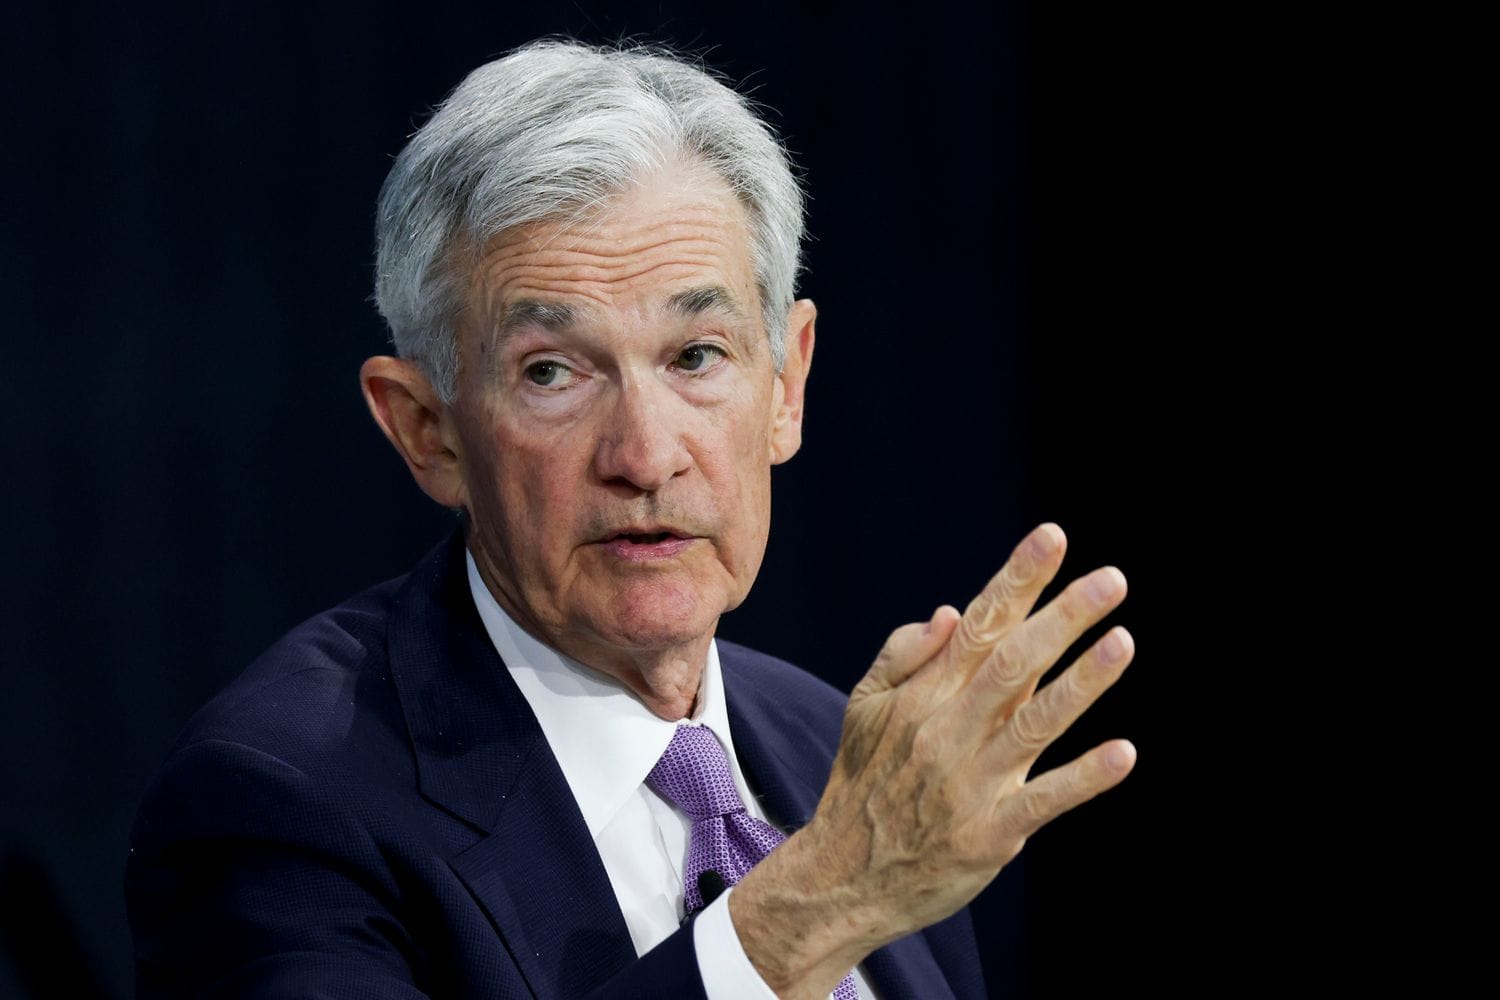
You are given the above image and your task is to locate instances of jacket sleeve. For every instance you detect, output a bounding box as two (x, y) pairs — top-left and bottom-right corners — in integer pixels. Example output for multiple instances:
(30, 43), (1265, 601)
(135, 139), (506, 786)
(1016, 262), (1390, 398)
(126, 737), (711, 1000)
(126, 738), (433, 999)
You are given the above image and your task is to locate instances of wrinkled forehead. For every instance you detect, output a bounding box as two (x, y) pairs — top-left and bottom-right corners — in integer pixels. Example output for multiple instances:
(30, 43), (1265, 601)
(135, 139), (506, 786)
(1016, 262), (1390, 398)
(463, 161), (761, 335)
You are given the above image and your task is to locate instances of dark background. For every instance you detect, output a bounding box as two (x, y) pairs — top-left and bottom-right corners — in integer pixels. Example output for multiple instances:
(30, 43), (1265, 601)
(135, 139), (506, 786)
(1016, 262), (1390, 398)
(1, 1), (1266, 996)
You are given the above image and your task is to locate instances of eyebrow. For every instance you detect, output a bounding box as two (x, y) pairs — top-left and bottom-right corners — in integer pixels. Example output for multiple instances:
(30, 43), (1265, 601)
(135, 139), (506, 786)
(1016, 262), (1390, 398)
(491, 285), (749, 359)
(496, 299), (580, 339)
(665, 285), (748, 321)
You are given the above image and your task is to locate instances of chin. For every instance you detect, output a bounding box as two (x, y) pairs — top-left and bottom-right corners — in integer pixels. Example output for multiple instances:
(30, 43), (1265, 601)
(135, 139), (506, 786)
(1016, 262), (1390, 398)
(590, 579), (725, 654)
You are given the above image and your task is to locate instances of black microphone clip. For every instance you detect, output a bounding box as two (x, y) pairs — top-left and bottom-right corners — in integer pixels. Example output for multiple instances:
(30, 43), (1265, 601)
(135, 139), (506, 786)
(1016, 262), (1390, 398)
(697, 869), (726, 907)
(682, 869), (729, 926)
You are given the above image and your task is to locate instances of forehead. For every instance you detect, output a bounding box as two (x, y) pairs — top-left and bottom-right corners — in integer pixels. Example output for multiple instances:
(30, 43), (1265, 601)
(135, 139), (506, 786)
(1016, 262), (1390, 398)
(469, 162), (759, 329)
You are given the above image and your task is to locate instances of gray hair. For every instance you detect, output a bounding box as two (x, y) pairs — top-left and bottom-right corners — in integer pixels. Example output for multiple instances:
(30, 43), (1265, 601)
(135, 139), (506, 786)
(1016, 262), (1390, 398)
(373, 40), (806, 402)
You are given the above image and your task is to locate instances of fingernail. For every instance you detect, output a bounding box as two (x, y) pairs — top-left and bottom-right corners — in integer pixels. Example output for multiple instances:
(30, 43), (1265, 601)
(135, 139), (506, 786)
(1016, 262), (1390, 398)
(1106, 744), (1132, 771)
(1087, 567), (1123, 604)
(1098, 629), (1125, 664)
(1028, 524), (1057, 561)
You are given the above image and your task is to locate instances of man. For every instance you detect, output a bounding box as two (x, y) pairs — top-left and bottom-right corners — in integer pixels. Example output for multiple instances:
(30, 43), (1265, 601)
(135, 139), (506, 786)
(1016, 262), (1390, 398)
(126, 40), (1135, 998)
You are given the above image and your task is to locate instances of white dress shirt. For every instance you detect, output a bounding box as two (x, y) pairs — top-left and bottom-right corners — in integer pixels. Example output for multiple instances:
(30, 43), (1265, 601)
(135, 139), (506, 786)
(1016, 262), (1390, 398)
(466, 553), (874, 999)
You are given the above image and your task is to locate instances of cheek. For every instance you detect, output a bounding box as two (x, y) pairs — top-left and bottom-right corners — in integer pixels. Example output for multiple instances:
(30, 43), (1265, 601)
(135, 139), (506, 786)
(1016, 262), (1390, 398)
(706, 409), (775, 565)
(503, 442), (589, 534)
(464, 417), (583, 533)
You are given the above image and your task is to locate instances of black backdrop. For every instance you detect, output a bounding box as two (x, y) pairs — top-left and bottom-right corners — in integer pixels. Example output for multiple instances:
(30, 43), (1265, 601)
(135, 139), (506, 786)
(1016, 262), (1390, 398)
(1, 1), (1257, 996)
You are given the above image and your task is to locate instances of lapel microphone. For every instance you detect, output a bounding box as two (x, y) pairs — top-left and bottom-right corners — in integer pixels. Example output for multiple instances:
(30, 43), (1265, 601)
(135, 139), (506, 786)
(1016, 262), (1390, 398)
(682, 870), (728, 925)
(697, 870), (726, 907)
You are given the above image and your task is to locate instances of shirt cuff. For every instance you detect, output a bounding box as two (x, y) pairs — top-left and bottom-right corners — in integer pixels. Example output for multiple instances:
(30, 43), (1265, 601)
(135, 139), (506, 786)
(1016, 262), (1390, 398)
(692, 885), (780, 1000)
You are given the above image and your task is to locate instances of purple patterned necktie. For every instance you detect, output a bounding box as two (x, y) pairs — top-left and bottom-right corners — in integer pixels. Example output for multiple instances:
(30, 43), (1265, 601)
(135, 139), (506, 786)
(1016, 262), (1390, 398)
(646, 723), (859, 999)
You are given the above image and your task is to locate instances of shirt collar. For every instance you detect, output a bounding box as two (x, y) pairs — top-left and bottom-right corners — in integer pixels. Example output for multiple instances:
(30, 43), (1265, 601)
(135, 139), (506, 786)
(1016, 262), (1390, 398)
(465, 550), (735, 839)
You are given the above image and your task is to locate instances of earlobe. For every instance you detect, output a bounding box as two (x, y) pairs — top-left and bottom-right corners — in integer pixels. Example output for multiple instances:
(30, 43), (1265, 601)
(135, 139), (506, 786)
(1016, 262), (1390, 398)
(359, 356), (468, 509)
(769, 299), (816, 465)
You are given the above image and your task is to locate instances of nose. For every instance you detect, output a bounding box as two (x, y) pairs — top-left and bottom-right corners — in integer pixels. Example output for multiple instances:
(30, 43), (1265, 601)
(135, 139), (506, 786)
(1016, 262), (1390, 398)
(592, 375), (693, 493)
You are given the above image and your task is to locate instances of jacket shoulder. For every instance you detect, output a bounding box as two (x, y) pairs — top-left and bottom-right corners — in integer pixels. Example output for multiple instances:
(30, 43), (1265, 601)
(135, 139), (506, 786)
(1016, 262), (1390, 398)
(169, 573), (408, 772)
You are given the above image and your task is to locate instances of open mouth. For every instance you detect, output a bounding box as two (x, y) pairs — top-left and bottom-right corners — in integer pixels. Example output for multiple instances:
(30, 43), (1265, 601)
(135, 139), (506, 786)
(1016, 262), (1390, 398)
(598, 529), (695, 560)
(612, 531), (679, 545)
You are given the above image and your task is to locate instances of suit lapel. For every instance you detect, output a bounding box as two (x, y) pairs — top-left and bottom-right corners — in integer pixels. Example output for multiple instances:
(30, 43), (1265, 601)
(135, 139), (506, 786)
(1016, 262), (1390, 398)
(720, 645), (956, 1000)
(720, 671), (823, 831)
(448, 758), (642, 998)
(387, 535), (638, 997)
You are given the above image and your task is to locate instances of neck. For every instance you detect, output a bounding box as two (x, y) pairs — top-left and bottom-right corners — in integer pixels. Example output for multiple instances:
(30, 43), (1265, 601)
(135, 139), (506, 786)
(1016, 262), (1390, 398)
(529, 619), (710, 722)
(471, 554), (708, 721)
(576, 641), (707, 721)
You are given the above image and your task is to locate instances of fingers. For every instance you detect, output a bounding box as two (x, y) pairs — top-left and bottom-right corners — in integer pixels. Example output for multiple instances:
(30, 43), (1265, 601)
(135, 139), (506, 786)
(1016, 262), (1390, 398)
(997, 738), (1137, 839)
(967, 564), (1128, 718)
(991, 626), (1134, 762)
(946, 524), (1067, 672)
(858, 605), (961, 695)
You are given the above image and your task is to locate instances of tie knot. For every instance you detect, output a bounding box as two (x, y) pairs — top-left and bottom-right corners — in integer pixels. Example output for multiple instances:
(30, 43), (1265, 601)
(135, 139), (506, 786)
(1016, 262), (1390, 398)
(646, 724), (745, 820)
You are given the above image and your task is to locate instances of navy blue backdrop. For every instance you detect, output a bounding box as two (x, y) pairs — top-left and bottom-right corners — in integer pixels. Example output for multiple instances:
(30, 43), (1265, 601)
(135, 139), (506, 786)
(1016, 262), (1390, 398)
(0, 1), (1243, 996)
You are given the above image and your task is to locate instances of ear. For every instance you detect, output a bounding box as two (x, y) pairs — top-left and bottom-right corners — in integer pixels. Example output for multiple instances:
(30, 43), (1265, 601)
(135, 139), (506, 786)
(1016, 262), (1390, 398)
(359, 356), (468, 509)
(769, 299), (816, 465)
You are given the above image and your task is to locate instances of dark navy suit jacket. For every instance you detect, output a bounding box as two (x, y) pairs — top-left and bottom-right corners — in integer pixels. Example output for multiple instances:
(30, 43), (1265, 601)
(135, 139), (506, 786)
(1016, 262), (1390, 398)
(126, 534), (986, 998)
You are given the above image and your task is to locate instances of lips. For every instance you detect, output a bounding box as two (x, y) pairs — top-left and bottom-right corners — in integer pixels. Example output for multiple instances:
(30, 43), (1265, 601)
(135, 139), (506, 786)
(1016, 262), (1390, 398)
(611, 531), (680, 545)
(596, 523), (692, 543)
(596, 527), (698, 562)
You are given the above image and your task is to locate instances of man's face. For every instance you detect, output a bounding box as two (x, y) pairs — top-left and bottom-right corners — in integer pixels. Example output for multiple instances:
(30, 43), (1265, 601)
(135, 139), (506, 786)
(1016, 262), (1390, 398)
(445, 161), (809, 668)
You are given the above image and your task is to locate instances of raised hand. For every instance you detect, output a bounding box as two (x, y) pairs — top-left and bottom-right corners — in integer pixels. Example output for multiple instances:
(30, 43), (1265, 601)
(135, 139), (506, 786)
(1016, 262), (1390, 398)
(733, 523), (1136, 998)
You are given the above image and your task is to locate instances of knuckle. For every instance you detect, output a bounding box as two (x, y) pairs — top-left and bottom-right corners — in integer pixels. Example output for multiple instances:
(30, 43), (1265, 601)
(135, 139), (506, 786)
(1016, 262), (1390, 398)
(977, 564), (1019, 605)
(958, 572), (1026, 648)
(955, 611), (1001, 655)
(997, 559), (1029, 594)
(981, 643), (1027, 686)
(909, 725), (943, 766)
(1017, 788), (1054, 828)
(1008, 702), (1053, 753)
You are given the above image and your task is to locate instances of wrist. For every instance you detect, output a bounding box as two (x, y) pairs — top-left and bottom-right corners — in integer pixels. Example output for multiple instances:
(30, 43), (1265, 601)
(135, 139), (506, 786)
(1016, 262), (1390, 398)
(727, 824), (887, 998)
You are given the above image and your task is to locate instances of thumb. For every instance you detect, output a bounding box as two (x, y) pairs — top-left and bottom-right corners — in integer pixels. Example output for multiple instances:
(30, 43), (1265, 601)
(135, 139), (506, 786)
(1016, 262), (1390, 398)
(858, 605), (961, 696)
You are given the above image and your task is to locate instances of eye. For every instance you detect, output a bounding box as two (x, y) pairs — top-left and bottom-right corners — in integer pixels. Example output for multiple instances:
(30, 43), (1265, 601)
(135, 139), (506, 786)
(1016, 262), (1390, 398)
(524, 359), (576, 388)
(673, 343), (727, 374)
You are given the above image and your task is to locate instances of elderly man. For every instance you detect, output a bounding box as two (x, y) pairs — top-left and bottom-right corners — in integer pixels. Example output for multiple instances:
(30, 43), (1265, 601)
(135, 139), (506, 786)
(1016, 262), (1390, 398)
(126, 40), (1135, 999)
